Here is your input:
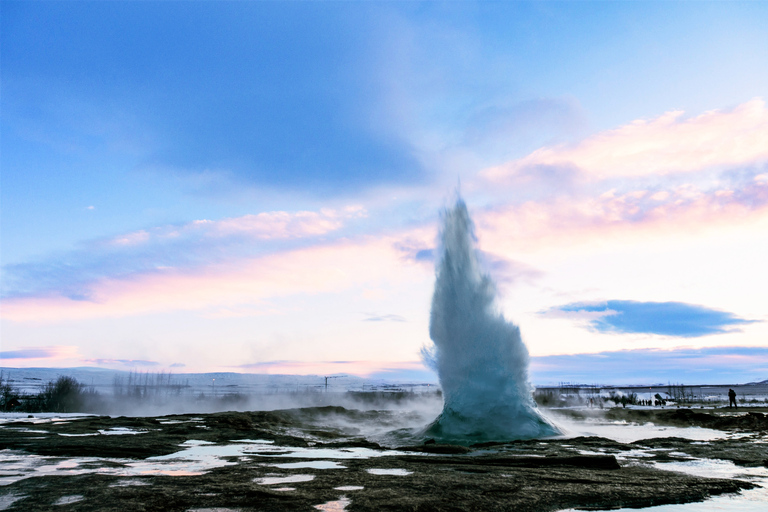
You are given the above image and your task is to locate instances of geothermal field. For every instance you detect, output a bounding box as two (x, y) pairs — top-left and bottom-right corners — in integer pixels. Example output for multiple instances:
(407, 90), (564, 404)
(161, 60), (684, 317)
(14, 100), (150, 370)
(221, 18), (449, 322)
(2, 201), (767, 511)
(2, 394), (768, 511)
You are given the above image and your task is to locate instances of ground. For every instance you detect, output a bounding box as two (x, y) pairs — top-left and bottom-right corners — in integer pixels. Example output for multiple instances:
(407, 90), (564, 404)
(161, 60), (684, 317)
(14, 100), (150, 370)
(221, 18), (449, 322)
(1, 406), (766, 511)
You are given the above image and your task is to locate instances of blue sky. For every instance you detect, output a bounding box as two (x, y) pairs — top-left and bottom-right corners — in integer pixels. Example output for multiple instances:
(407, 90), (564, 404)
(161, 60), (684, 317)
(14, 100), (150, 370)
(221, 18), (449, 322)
(2, 1), (768, 384)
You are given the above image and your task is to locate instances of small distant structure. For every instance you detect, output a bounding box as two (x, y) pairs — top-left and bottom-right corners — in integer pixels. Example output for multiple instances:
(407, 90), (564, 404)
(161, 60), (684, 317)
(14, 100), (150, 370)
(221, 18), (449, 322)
(324, 375), (343, 391)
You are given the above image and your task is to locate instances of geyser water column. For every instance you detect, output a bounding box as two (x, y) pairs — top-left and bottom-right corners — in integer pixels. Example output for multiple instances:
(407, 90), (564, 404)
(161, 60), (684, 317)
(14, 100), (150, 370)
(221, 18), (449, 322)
(423, 198), (560, 442)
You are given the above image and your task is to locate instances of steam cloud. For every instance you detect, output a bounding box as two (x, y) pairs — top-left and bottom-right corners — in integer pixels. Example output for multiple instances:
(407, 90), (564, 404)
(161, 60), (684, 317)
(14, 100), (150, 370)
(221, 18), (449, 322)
(423, 198), (560, 442)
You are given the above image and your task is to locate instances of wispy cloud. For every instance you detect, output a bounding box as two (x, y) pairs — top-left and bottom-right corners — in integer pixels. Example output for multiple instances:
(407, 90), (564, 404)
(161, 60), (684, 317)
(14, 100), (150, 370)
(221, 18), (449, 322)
(544, 300), (759, 337)
(0, 235), (426, 322)
(0, 346), (79, 361)
(478, 171), (768, 252)
(1, 206), (367, 301)
(484, 98), (768, 182)
(363, 313), (407, 322)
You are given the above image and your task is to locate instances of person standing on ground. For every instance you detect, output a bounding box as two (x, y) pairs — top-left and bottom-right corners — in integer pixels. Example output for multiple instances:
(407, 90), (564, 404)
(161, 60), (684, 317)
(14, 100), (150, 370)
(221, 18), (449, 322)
(728, 388), (738, 408)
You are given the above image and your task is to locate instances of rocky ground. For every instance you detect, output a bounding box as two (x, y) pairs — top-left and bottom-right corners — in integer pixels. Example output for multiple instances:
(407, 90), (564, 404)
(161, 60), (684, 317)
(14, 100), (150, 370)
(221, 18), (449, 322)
(0, 406), (766, 511)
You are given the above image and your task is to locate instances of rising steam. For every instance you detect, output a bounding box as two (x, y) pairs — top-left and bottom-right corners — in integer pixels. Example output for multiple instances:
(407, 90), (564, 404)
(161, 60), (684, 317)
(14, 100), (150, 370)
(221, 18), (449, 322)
(422, 198), (560, 442)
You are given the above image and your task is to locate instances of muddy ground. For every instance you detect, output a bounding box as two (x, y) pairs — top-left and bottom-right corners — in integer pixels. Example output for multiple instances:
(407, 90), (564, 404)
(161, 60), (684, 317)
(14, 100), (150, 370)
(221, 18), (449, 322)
(1, 406), (766, 511)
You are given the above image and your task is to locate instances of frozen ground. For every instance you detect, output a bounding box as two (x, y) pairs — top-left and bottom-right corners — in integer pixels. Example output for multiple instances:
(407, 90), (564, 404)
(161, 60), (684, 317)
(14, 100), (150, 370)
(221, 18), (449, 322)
(0, 405), (766, 511)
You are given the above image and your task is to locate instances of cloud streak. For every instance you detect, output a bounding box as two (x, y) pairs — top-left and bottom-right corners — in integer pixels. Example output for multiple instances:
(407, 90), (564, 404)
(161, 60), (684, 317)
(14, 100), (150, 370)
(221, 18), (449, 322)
(484, 98), (768, 182)
(1, 206), (366, 301)
(0, 346), (80, 361)
(478, 170), (768, 253)
(0, 235), (427, 323)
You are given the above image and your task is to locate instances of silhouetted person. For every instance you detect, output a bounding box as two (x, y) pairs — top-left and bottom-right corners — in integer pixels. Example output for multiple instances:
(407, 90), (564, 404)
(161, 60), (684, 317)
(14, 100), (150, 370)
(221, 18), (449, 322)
(728, 388), (737, 408)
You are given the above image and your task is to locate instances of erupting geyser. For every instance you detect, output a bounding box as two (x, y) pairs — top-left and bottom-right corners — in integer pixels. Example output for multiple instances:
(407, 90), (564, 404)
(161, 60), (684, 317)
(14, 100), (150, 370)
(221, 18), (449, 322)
(422, 198), (560, 442)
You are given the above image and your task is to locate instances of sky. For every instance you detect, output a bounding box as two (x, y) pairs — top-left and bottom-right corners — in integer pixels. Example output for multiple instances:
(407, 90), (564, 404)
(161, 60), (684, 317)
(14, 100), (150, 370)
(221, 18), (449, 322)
(2, 1), (768, 385)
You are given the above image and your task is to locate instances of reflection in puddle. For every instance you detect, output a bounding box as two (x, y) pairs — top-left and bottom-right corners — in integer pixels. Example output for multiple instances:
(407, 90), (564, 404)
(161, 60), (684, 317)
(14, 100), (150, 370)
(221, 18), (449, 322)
(638, 457), (768, 511)
(366, 468), (412, 476)
(583, 486), (768, 512)
(0, 439), (408, 485)
(553, 416), (729, 444)
(254, 474), (315, 485)
(314, 495), (350, 511)
(653, 458), (768, 481)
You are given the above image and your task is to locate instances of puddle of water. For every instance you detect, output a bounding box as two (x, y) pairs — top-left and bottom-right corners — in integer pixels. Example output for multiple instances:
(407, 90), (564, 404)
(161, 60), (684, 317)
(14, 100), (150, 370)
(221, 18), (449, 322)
(366, 468), (413, 476)
(109, 479), (151, 487)
(54, 495), (83, 505)
(272, 461), (346, 470)
(554, 417), (729, 444)
(255, 447), (407, 460)
(560, 486), (768, 512)
(605, 456), (768, 511)
(577, 449), (605, 456)
(134, 469), (204, 476)
(334, 486), (364, 491)
(254, 474), (315, 485)
(98, 428), (148, 436)
(0, 493), (25, 511)
(0, 414), (93, 426)
(653, 458), (768, 481)
(0, 439), (405, 485)
(58, 433), (98, 437)
(314, 495), (350, 512)
(186, 509), (241, 512)
(272, 487), (295, 491)
(613, 448), (659, 461)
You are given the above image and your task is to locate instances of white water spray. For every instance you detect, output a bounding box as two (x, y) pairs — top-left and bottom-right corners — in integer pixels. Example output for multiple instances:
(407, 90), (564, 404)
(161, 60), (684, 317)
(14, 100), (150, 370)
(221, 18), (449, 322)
(423, 198), (559, 442)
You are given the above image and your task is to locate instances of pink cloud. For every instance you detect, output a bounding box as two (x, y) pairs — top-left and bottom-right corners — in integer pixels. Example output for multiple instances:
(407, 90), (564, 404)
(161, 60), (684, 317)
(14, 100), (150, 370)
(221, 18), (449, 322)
(105, 206), (366, 247)
(204, 205), (366, 238)
(0, 345), (81, 363)
(477, 175), (768, 252)
(484, 98), (768, 182)
(1, 236), (427, 323)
